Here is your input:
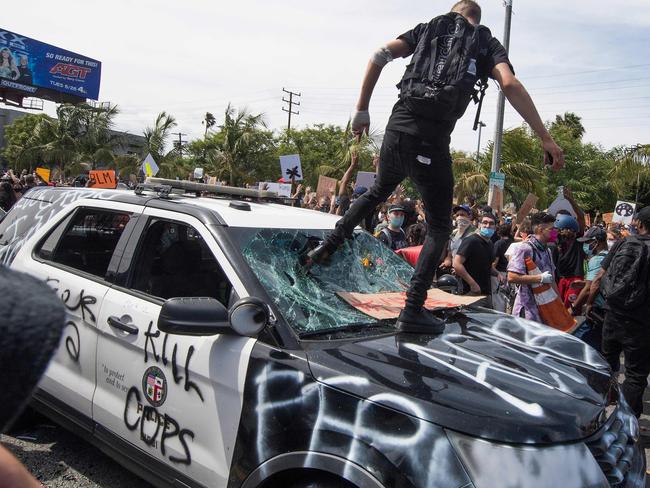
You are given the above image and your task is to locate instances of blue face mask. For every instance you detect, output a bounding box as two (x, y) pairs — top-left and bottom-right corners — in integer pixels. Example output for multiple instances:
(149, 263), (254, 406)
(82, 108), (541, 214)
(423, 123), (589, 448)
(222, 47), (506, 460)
(390, 215), (404, 228)
(582, 242), (594, 257)
(479, 228), (495, 238)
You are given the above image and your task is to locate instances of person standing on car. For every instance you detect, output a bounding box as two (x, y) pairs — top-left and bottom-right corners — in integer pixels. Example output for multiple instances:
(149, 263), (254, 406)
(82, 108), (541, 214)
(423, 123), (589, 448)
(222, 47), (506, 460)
(306, 0), (565, 333)
(507, 212), (559, 321)
(453, 213), (497, 305)
(598, 207), (650, 418)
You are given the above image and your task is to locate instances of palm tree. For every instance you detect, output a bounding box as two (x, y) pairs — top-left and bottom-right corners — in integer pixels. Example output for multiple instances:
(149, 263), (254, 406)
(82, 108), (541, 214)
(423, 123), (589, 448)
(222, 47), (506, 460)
(202, 112), (216, 138)
(212, 104), (267, 186)
(143, 112), (181, 178)
(314, 121), (380, 179)
(609, 144), (650, 204)
(553, 112), (585, 140)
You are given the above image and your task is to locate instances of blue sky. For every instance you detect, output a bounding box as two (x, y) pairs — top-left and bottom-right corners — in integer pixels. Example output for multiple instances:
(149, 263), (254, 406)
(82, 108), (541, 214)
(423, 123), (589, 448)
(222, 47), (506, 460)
(6, 0), (650, 154)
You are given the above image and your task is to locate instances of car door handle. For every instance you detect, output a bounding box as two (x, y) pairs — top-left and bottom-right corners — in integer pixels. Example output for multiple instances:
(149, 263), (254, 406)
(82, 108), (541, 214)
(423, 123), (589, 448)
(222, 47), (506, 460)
(108, 315), (139, 335)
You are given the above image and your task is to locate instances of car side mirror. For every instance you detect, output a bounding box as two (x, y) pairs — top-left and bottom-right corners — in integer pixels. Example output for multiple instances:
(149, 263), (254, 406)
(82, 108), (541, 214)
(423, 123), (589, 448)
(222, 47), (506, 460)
(158, 296), (269, 337)
(158, 297), (231, 336)
(228, 296), (269, 337)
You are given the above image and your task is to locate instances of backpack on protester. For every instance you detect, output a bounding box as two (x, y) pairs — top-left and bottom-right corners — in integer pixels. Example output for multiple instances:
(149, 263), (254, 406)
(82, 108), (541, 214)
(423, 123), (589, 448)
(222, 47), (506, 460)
(601, 237), (650, 310)
(397, 12), (490, 129)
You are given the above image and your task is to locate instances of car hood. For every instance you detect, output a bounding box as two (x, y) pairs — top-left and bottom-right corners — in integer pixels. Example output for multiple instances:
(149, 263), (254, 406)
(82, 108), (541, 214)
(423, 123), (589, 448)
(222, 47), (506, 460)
(305, 310), (614, 444)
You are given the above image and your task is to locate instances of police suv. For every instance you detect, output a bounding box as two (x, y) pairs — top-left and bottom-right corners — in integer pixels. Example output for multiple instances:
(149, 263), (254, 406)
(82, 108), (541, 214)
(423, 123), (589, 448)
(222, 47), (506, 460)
(0, 179), (645, 488)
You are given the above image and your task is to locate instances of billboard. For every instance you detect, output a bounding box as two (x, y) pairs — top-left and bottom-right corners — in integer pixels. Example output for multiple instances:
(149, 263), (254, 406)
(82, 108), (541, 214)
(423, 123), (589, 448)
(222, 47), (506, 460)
(0, 28), (101, 101)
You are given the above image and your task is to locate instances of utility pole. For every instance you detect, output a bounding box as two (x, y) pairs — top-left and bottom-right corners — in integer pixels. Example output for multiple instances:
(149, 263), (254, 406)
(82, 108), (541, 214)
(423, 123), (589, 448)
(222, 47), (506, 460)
(489, 0), (513, 203)
(476, 121), (486, 164)
(282, 88), (300, 132)
(172, 132), (188, 157)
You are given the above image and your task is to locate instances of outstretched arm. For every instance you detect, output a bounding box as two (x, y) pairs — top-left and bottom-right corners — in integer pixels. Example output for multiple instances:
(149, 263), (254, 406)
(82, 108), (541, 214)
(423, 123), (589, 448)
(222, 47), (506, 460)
(353, 39), (413, 135)
(491, 63), (565, 171)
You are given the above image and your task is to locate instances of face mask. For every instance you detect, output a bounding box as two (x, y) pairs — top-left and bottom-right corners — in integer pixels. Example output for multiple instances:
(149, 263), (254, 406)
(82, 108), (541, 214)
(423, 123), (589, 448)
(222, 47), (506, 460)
(582, 243), (594, 257)
(457, 218), (470, 228)
(548, 228), (559, 243)
(390, 215), (404, 228)
(479, 228), (495, 238)
(607, 239), (616, 250)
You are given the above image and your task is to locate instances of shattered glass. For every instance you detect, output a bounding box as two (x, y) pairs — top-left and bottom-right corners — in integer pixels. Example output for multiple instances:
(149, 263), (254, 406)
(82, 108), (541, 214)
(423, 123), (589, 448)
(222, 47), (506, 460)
(232, 228), (414, 333)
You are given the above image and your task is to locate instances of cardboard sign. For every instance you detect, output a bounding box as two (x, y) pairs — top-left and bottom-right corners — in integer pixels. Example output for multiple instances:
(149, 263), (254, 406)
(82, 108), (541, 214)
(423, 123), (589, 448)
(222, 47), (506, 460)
(35, 167), (50, 183)
(355, 171), (377, 190)
(89, 170), (116, 189)
(316, 175), (337, 200)
(602, 212), (614, 224)
(337, 289), (483, 321)
(489, 186), (504, 214)
(279, 154), (303, 182)
(515, 193), (539, 225)
(612, 200), (636, 224)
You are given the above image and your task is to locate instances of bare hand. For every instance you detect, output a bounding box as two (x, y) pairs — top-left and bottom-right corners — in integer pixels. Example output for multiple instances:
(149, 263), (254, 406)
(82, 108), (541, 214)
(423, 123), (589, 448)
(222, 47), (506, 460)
(543, 139), (565, 171)
(469, 283), (481, 295)
(351, 110), (370, 136)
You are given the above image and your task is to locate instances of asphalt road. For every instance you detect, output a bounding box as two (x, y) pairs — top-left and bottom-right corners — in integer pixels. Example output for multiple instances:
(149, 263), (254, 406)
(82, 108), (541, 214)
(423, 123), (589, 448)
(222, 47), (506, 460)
(1, 400), (649, 487)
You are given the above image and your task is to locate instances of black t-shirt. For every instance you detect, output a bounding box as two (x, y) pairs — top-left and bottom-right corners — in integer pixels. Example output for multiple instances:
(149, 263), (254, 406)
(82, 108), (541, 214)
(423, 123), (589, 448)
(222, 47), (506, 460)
(493, 237), (514, 272)
(457, 233), (494, 294)
(386, 19), (513, 142)
(552, 239), (585, 278)
(378, 227), (407, 251)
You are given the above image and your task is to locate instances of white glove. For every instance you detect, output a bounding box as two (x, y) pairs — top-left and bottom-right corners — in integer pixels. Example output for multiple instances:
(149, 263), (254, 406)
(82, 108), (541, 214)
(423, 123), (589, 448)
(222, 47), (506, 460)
(539, 271), (554, 284)
(351, 110), (370, 134)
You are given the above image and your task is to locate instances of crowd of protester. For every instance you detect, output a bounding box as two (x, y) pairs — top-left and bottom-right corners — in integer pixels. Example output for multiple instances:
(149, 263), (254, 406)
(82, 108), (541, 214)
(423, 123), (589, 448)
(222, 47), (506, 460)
(1, 165), (649, 420)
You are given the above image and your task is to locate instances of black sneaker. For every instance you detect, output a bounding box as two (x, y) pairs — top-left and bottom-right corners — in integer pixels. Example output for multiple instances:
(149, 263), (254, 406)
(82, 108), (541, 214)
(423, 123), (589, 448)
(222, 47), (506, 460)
(304, 242), (336, 267)
(396, 307), (445, 334)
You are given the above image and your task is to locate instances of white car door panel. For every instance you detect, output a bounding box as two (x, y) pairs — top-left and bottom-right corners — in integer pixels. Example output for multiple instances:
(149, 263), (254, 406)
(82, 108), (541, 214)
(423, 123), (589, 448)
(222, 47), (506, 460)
(94, 209), (256, 487)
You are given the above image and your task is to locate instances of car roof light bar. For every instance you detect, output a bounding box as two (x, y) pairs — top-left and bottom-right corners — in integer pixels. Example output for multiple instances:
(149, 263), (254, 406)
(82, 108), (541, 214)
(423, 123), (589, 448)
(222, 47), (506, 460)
(138, 178), (283, 201)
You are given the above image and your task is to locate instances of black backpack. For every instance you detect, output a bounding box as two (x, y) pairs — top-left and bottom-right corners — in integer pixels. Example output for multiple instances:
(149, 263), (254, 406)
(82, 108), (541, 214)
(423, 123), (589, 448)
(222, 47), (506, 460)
(397, 12), (490, 129)
(601, 237), (650, 310)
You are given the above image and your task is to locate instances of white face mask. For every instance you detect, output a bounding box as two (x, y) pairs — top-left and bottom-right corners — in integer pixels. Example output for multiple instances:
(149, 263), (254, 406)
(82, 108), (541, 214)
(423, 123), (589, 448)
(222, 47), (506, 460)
(607, 239), (616, 250)
(456, 218), (470, 228)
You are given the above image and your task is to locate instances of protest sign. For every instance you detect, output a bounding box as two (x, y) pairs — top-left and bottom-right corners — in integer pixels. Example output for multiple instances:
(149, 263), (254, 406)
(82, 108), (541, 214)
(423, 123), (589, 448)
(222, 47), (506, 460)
(612, 200), (636, 224)
(89, 170), (116, 189)
(193, 168), (204, 180)
(355, 171), (377, 190)
(279, 154), (303, 182)
(262, 182), (292, 197)
(142, 153), (159, 177)
(35, 167), (50, 183)
(338, 289), (483, 321)
(602, 212), (614, 224)
(316, 175), (337, 200)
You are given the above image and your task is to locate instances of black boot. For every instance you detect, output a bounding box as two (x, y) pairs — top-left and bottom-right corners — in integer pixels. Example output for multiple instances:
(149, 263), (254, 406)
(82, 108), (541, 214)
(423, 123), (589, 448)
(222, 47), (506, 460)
(396, 307), (445, 334)
(304, 241), (336, 267)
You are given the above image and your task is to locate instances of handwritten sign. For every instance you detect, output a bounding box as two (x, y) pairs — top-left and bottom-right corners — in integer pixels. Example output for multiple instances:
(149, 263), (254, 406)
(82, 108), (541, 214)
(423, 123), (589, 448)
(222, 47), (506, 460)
(89, 170), (117, 189)
(316, 175), (337, 200)
(337, 289), (483, 320)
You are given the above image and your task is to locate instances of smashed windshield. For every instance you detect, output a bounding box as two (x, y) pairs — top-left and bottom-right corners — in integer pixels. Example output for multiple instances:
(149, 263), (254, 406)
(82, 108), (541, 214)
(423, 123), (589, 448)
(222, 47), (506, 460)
(229, 228), (414, 334)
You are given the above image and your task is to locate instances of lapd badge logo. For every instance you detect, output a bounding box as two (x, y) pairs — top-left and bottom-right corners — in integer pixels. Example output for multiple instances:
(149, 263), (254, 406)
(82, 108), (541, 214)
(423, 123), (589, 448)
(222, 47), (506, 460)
(142, 366), (167, 407)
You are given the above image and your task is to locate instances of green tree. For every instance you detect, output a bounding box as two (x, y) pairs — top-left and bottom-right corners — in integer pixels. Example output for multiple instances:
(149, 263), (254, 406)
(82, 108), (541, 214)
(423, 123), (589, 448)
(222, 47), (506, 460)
(2, 113), (53, 170)
(143, 111), (184, 178)
(552, 112), (585, 140)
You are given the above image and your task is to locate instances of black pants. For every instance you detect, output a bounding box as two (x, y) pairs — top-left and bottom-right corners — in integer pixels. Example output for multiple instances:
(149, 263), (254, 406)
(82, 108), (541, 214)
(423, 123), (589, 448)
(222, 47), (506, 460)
(601, 310), (650, 418)
(326, 130), (453, 310)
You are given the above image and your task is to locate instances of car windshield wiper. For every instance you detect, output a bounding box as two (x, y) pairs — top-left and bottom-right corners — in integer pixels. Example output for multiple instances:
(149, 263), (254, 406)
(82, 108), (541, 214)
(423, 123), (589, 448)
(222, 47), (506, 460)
(298, 321), (394, 339)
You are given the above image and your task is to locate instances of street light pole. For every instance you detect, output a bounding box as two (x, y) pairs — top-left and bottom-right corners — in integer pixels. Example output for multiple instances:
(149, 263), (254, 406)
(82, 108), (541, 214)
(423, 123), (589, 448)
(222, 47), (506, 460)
(476, 121), (486, 163)
(489, 0), (513, 202)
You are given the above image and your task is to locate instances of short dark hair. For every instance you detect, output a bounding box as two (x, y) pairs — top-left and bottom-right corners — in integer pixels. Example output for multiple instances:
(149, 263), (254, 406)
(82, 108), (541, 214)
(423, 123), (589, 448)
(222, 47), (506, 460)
(451, 0), (482, 23)
(481, 213), (497, 224)
(497, 223), (512, 238)
(531, 212), (555, 229)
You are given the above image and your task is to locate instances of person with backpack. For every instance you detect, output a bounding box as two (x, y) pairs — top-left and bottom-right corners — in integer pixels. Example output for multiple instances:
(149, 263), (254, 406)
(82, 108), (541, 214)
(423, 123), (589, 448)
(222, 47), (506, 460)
(598, 206), (650, 418)
(306, 0), (565, 333)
